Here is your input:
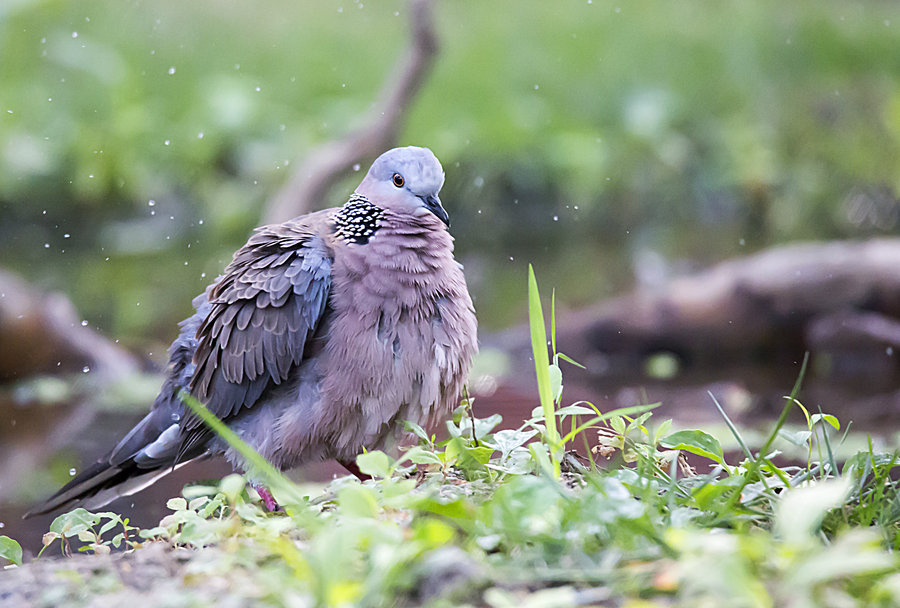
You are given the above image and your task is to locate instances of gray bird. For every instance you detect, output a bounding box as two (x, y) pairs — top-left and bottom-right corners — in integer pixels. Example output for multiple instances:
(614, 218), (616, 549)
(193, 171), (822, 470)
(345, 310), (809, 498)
(27, 146), (478, 516)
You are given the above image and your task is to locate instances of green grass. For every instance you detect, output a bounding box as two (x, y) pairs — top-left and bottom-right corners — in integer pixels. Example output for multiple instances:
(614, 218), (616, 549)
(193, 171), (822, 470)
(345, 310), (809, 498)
(4, 277), (900, 606)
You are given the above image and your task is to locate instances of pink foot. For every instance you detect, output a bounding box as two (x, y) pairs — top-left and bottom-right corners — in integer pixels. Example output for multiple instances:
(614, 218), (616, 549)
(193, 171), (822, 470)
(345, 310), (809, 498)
(254, 484), (280, 512)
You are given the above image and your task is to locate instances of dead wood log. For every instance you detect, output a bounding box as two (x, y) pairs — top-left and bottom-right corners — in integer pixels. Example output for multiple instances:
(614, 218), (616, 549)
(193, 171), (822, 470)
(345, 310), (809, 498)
(0, 268), (138, 382)
(554, 239), (900, 380)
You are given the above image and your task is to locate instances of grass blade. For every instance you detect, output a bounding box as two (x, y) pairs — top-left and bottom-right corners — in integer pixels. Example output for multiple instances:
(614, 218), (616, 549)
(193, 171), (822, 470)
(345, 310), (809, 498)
(180, 391), (305, 508)
(528, 264), (560, 477)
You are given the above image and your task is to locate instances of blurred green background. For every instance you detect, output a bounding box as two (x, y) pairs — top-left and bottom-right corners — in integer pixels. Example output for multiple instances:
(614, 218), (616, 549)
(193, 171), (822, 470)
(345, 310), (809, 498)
(2, 0), (900, 357)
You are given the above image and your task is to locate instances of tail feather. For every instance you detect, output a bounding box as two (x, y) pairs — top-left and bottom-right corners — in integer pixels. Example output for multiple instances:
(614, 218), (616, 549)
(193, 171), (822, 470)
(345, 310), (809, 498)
(24, 458), (143, 518)
(23, 456), (198, 518)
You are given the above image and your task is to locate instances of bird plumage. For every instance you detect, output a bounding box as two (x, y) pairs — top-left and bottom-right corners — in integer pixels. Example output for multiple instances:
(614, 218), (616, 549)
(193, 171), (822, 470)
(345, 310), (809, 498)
(26, 146), (477, 517)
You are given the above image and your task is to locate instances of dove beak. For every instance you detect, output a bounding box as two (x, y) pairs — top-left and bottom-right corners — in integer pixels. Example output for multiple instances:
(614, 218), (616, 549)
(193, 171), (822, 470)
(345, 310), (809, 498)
(420, 194), (450, 227)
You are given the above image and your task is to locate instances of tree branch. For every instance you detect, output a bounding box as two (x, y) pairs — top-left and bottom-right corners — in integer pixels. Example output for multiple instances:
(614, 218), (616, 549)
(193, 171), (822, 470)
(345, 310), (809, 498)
(262, 0), (438, 224)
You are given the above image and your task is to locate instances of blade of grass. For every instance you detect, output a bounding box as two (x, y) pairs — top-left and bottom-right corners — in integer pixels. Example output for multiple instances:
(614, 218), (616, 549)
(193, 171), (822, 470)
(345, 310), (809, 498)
(180, 391), (306, 508)
(528, 264), (560, 478)
(759, 352), (809, 458)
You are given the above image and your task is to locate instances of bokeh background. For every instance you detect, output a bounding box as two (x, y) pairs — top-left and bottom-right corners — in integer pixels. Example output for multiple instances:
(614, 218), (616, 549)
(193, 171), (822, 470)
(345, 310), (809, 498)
(4, 0), (900, 550)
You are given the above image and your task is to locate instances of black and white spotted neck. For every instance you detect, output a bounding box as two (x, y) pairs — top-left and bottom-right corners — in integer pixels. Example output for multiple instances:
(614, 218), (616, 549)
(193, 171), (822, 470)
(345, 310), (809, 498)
(332, 194), (385, 245)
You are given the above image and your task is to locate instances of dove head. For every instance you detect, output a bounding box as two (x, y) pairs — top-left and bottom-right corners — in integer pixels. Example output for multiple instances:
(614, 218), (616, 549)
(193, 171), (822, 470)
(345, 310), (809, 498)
(357, 146), (449, 227)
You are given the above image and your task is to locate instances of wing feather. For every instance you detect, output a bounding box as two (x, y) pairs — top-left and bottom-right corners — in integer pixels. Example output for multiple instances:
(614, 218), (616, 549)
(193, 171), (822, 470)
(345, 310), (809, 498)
(180, 222), (332, 455)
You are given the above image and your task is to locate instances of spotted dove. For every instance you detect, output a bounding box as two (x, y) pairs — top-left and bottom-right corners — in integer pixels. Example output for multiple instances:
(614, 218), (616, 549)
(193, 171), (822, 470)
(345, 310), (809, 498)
(27, 146), (478, 516)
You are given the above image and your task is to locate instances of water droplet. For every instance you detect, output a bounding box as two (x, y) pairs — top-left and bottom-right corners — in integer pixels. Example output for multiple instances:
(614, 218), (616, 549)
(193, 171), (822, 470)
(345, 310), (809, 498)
(148, 199), (156, 206)
(63, 233), (71, 238)
(81, 320), (88, 326)
(739, 238), (746, 246)
(48, 97), (52, 102)
(0, 522), (5, 528)
(888, 347), (894, 356)
(82, 366), (90, 373)
(72, 31), (78, 38)
(473, 176), (484, 188)
(197, 131), (204, 139)
(201, 272), (207, 278)
(168, 66), (176, 75)
(198, 219), (204, 224)
(69, 468), (77, 476)
(88, 174), (94, 178)
(164, 139), (170, 146)
(553, 215), (559, 221)
(44, 243), (50, 248)
(255, 86), (261, 92)
(352, 164), (361, 171)
(534, 84), (540, 90)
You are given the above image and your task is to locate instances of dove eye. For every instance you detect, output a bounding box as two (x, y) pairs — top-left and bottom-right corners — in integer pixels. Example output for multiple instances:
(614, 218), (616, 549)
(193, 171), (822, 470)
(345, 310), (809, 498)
(392, 173), (405, 188)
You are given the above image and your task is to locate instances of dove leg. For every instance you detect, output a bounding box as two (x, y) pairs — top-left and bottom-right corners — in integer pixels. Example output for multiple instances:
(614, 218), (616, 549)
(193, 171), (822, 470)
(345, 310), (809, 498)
(338, 458), (372, 481)
(253, 484), (281, 512)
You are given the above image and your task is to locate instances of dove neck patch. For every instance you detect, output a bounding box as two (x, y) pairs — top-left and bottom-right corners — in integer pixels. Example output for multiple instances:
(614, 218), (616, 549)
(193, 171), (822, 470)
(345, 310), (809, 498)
(333, 195), (385, 245)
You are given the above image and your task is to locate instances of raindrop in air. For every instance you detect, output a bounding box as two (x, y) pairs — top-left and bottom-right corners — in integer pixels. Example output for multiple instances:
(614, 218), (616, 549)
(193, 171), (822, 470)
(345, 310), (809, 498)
(168, 66), (176, 75)
(82, 366), (90, 373)
(69, 468), (77, 476)
(81, 320), (88, 326)
(352, 164), (361, 171)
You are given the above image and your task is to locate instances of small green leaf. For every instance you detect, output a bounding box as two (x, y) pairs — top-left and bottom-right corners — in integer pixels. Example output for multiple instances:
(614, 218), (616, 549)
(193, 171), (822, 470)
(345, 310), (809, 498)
(337, 485), (378, 518)
(356, 450), (392, 479)
(0, 536), (23, 566)
(98, 516), (121, 537)
(557, 352), (586, 369)
(219, 474), (247, 504)
(401, 420), (430, 442)
(403, 446), (444, 466)
(777, 428), (812, 446)
(811, 413), (840, 431)
(445, 436), (493, 473)
(660, 430), (725, 465)
(548, 363), (563, 402)
(49, 508), (100, 537)
(776, 476), (852, 543)
(166, 497), (188, 511)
